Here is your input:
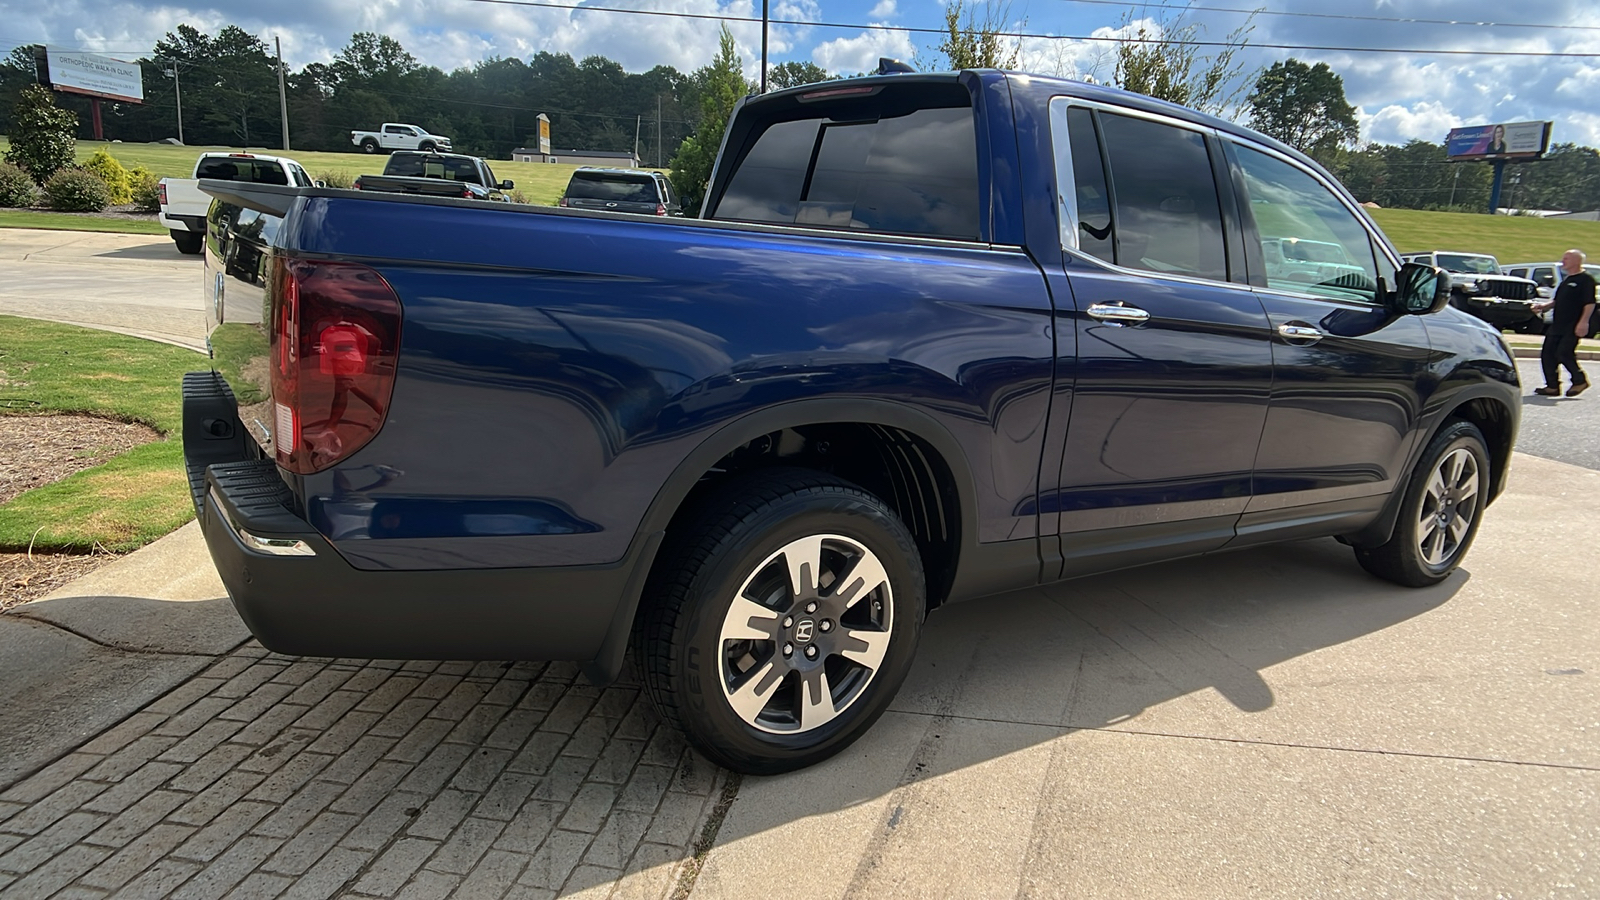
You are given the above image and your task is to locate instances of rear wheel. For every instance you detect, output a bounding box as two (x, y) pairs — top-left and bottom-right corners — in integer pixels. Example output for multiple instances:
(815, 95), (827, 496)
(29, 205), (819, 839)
(634, 469), (923, 774)
(1355, 420), (1489, 587)
(171, 229), (203, 255)
(360, 138), (379, 154)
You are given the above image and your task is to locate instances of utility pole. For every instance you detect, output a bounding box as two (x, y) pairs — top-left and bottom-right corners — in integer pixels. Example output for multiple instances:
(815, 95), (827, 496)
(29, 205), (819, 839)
(165, 60), (184, 145)
(634, 115), (641, 166)
(656, 95), (662, 167)
(760, 0), (770, 93)
(275, 36), (290, 151)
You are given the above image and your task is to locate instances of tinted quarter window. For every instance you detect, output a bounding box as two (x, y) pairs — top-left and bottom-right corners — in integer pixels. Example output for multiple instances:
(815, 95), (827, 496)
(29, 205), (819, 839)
(1234, 145), (1384, 303)
(717, 102), (979, 240)
(1099, 113), (1227, 281)
(1051, 102), (1114, 264)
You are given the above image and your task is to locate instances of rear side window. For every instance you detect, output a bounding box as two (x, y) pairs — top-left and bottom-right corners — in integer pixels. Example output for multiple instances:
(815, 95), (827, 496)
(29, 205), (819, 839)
(565, 173), (660, 203)
(714, 94), (980, 240)
(1097, 112), (1227, 281)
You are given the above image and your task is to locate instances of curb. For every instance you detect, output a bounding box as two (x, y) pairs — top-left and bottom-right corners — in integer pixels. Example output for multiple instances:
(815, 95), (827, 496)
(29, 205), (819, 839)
(1509, 347), (1600, 360)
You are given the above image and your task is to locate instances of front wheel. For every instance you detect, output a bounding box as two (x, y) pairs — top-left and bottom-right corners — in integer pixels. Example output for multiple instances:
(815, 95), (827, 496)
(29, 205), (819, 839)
(418, 141), (435, 152)
(1355, 420), (1490, 587)
(634, 469), (924, 774)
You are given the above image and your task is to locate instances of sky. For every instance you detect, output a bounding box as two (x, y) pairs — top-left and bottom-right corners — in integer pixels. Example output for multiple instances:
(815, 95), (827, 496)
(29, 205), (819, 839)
(2, 0), (1597, 148)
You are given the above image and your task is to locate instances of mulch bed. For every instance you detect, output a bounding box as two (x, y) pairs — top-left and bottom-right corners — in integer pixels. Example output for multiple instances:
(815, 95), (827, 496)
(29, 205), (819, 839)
(0, 414), (159, 608)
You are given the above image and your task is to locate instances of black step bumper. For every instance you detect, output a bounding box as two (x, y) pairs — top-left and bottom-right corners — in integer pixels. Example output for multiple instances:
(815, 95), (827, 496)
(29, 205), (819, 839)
(183, 371), (659, 679)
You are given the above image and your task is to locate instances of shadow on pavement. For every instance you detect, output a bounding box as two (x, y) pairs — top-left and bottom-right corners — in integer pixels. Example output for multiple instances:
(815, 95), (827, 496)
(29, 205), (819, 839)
(91, 243), (196, 263)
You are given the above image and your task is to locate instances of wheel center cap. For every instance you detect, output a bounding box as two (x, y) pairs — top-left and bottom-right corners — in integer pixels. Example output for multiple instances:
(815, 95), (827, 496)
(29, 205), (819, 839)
(794, 619), (815, 643)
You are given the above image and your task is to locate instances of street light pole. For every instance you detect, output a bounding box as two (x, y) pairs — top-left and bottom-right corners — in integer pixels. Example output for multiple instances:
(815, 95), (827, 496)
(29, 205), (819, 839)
(761, 0), (769, 93)
(165, 60), (184, 145)
(275, 36), (291, 151)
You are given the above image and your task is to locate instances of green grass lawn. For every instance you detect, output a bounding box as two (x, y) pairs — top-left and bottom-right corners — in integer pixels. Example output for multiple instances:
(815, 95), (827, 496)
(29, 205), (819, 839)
(1366, 207), (1600, 264)
(0, 209), (166, 234)
(0, 316), (203, 552)
(0, 137), (648, 207)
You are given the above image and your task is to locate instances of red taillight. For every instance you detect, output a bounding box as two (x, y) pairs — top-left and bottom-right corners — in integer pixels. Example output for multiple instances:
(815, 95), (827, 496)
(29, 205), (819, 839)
(269, 258), (402, 475)
(158, 182), (167, 205)
(655, 203), (666, 215)
(353, 178), (363, 190)
(462, 188), (473, 198)
(558, 198), (568, 207)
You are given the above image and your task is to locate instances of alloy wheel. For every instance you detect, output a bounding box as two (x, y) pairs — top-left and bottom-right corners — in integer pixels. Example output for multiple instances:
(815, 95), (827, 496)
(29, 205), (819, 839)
(1416, 446), (1480, 567)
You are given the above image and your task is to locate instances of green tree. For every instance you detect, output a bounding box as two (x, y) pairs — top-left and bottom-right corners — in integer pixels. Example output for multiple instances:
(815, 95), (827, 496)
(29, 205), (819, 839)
(935, 0), (1019, 69)
(4, 84), (77, 183)
(1246, 59), (1359, 163)
(670, 26), (748, 213)
(1112, 9), (1256, 115)
(768, 61), (831, 90)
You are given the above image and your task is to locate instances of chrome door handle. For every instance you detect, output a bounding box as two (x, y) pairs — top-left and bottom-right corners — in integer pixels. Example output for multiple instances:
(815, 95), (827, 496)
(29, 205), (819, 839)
(1087, 303), (1151, 326)
(1277, 323), (1323, 342)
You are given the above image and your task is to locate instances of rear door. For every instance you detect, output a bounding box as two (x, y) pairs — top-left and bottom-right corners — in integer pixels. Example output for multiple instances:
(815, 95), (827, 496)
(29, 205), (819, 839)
(1045, 101), (1274, 578)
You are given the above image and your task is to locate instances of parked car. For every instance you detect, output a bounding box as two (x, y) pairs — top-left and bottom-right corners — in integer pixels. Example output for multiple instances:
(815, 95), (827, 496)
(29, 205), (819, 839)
(558, 168), (682, 216)
(158, 152), (314, 254)
(349, 123), (453, 154)
(354, 151), (513, 201)
(1400, 251), (1540, 332)
(190, 70), (1519, 774)
(1501, 260), (1600, 331)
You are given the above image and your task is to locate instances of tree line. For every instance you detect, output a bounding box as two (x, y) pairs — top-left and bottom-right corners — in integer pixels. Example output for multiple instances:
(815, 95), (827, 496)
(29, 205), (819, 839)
(4, 16), (1598, 214)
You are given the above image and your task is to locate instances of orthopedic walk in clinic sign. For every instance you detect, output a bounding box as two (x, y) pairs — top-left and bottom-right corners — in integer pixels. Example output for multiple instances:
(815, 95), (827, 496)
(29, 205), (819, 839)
(43, 48), (144, 103)
(1446, 121), (1551, 161)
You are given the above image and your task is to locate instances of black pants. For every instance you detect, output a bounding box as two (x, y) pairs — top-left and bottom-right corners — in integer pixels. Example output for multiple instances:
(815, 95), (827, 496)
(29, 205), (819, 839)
(1542, 328), (1587, 388)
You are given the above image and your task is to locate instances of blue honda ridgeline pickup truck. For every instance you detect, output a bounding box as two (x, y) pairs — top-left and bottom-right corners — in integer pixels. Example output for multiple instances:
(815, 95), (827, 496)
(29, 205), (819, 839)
(187, 71), (1519, 773)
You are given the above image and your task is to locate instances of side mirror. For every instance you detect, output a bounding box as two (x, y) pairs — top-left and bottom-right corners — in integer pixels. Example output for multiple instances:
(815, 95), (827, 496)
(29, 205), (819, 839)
(1393, 262), (1449, 315)
(500, 180), (514, 190)
(314, 180), (326, 188)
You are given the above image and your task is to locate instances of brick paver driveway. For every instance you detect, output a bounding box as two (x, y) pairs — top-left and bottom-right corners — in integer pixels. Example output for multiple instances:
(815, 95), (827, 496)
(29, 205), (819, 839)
(0, 646), (727, 899)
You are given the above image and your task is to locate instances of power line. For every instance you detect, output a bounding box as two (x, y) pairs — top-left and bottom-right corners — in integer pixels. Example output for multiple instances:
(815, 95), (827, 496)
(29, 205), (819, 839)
(1046, 0), (1600, 33)
(451, 0), (1600, 58)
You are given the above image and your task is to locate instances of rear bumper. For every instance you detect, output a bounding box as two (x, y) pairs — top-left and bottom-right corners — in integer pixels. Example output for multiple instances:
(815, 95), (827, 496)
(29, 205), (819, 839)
(159, 213), (205, 233)
(183, 371), (658, 672)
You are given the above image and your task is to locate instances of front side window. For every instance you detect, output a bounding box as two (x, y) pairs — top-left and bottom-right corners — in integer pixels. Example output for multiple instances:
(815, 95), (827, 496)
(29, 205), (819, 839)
(1235, 145), (1383, 303)
(714, 93), (980, 240)
(1098, 112), (1228, 281)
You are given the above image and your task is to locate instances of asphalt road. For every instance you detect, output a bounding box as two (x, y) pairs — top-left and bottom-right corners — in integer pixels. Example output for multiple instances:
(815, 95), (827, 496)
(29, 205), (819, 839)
(1515, 358), (1600, 470)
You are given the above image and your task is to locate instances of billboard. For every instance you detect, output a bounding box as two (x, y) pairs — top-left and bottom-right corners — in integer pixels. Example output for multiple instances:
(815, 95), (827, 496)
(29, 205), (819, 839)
(1446, 121), (1550, 161)
(43, 48), (144, 103)
(538, 114), (551, 155)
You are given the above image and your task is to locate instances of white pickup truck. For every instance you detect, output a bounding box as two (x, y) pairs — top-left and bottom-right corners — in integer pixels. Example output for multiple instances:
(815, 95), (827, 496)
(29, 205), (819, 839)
(349, 123), (454, 154)
(159, 152), (315, 254)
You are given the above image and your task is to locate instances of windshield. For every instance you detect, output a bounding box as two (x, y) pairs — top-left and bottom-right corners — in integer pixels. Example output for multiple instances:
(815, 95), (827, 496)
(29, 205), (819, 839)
(195, 157), (290, 185)
(1435, 253), (1500, 274)
(564, 173), (658, 203)
(385, 155), (483, 184)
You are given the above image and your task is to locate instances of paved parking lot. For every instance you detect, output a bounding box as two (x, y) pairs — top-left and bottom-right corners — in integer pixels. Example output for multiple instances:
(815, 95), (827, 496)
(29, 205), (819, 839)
(0, 645), (726, 899)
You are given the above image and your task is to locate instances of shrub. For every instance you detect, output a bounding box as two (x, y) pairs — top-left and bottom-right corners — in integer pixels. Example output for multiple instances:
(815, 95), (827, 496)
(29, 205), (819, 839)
(4, 85), (77, 183)
(128, 165), (161, 213)
(509, 188), (529, 204)
(315, 169), (353, 189)
(81, 149), (132, 204)
(0, 161), (38, 208)
(44, 168), (111, 212)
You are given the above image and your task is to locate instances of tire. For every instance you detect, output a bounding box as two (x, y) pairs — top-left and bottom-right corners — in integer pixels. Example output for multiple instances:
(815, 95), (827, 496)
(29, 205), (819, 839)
(171, 229), (203, 255)
(418, 141), (436, 153)
(634, 468), (924, 774)
(1355, 420), (1490, 587)
(360, 139), (379, 154)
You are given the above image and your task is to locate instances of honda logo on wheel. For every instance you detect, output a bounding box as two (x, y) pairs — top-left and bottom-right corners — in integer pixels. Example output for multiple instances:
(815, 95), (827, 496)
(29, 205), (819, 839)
(795, 619), (815, 643)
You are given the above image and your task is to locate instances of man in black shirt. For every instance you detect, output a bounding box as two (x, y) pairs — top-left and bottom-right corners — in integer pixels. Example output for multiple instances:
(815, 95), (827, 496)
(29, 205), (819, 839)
(1532, 249), (1596, 397)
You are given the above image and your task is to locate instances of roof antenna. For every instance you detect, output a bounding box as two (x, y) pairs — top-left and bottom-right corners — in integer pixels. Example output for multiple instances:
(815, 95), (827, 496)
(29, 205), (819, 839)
(877, 58), (916, 75)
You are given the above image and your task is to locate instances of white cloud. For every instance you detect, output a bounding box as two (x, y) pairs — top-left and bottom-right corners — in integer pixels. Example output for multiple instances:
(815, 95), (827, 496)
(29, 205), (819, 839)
(1360, 101), (1461, 145)
(812, 26), (914, 76)
(868, 0), (896, 19)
